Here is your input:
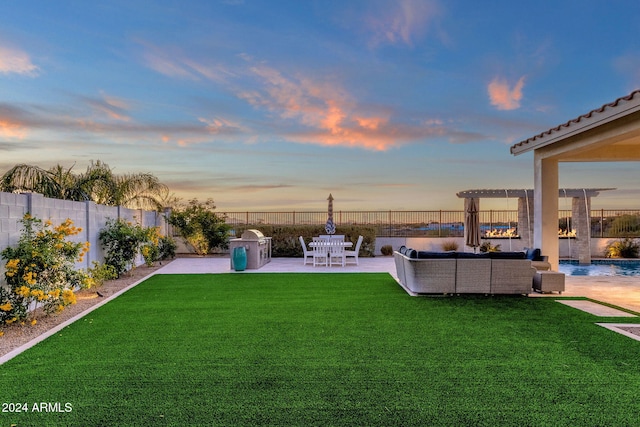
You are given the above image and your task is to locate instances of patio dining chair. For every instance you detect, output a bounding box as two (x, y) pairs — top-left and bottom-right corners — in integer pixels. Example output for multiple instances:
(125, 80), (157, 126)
(312, 241), (329, 266)
(345, 235), (364, 265)
(328, 241), (346, 267)
(299, 236), (313, 265)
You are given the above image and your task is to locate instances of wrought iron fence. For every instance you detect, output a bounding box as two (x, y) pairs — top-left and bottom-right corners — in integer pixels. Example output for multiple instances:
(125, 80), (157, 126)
(222, 209), (640, 238)
(589, 210), (640, 237)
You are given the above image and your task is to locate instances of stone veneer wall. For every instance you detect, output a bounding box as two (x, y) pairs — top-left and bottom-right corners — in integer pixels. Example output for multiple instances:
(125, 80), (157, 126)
(572, 196), (592, 264)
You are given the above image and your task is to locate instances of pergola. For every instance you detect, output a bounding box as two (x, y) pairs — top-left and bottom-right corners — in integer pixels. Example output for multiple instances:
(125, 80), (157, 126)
(510, 90), (640, 269)
(456, 188), (612, 263)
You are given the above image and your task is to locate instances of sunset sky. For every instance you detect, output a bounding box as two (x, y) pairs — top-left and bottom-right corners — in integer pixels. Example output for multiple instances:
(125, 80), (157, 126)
(1, 1), (639, 212)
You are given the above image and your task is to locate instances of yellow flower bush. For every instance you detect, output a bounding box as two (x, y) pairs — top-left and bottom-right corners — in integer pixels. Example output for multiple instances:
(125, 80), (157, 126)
(1, 214), (90, 329)
(62, 289), (76, 305)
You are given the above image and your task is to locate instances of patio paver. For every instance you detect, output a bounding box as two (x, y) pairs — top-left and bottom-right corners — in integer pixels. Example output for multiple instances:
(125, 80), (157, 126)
(556, 300), (636, 317)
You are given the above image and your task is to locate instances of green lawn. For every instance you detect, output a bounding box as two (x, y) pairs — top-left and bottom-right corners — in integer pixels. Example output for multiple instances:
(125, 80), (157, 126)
(1, 273), (640, 426)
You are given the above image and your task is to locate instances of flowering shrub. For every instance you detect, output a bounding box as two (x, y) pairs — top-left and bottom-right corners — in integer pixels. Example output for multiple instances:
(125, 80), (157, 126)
(140, 227), (176, 266)
(1, 214), (90, 328)
(140, 227), (161, 267)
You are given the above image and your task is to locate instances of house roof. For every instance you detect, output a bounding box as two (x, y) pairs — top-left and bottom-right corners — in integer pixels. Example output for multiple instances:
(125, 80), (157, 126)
(510, 90), (640, 156)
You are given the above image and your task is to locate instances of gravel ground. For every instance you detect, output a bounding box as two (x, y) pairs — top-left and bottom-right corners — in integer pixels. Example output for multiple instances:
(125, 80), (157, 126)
(616, 326), (640, 337)
(0, 261), (168, 358)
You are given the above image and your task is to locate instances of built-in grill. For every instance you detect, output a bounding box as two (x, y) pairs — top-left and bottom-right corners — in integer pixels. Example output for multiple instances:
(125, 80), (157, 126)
(229, 229), (272, 270)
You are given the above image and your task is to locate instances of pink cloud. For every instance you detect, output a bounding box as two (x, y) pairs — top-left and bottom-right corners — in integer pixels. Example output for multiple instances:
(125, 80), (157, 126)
(356, 116), (386, 130)
(0, 44), (39, 76)
(488, 76), (526, 110)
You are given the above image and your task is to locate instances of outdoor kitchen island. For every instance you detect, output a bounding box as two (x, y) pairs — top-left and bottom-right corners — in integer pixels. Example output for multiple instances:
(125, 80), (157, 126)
(229, 229), (272, 270)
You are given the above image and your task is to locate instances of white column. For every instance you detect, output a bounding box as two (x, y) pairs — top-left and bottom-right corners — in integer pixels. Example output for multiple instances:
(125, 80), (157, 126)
(534, 153), (559, 270)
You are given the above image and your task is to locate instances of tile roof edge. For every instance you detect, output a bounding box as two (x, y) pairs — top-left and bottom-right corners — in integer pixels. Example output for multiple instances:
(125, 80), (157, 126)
(511, 89), (640, 154)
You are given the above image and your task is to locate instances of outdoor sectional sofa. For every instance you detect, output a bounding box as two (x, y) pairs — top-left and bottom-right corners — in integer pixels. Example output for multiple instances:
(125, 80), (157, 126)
(394, 247), (536, 295)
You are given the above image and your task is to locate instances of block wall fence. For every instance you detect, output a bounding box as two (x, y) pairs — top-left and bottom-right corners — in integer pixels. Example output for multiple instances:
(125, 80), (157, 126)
(0, 192), (169, 285)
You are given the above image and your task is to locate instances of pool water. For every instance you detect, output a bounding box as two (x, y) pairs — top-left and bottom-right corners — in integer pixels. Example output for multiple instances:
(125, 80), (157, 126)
(559, 259), (640, 276)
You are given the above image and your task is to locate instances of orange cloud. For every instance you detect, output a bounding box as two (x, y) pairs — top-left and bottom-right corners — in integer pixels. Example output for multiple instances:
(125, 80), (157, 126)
(0, 119), (27, 139)
(0, 45), (39, 76)
(288, 118), (459, 151)
(241, 65), (404, 149)
(240, 63), (479, 150)
(488, 76), (526, 110)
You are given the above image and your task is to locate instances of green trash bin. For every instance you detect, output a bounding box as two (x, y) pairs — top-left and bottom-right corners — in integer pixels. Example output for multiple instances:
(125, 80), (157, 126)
(233, 246), (247, 271)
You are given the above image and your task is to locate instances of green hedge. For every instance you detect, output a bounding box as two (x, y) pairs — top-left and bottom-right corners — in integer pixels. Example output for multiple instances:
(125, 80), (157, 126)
(231, 225), (377, 257)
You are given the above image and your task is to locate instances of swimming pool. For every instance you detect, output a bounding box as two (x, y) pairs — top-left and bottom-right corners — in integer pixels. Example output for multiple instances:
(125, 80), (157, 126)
(559, 259), (640, 276)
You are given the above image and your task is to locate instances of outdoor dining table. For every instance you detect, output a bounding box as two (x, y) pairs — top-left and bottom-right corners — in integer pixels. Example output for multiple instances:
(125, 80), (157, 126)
(308, 239), (352, 267)
(309, 241), (353, 248)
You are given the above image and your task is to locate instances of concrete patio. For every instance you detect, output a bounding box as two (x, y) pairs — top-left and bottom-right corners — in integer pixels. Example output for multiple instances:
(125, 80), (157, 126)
(154, 256), (640, 314)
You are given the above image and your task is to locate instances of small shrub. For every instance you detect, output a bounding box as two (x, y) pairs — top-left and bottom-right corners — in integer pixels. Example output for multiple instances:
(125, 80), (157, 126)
(157, 235), (177, 261)
(441, 240), (459, 251)
(380, 245), (393, 256)
(604, 238), (640, 258)
(168, 198), (230, 255)
(99, 218), (149, 277)
(87, 261), (118, 287)
(607, 214), (640, 237)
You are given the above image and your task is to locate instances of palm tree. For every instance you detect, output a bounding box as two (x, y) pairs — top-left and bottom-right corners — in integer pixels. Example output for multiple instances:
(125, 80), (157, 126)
(0, 161), (169, 210)
(85, 161), (169, 210)
(0, 164), (65, 198)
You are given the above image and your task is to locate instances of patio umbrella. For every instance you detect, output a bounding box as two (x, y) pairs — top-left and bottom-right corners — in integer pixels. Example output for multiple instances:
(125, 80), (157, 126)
(325, 193), (336, 235)
(464, 197), (481, 251)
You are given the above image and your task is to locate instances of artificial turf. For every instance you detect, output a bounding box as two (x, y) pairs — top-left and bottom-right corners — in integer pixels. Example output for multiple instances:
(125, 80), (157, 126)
(1, 272), (640, 426)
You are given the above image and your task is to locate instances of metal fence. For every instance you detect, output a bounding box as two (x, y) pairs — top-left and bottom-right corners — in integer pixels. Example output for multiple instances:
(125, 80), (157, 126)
(222, 209), (640, 238)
